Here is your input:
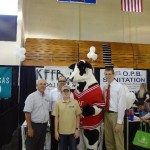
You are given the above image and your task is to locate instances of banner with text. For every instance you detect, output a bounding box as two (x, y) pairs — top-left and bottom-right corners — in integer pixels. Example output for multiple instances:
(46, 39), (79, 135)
(0, 67), (12, 98)
(36, 67), (75, 92)
(57, 0), (96, 4)
(100, 68), (147, 93)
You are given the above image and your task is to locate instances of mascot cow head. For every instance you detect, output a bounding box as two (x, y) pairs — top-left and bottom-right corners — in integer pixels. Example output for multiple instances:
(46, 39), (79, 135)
(69, 60), (98, 92)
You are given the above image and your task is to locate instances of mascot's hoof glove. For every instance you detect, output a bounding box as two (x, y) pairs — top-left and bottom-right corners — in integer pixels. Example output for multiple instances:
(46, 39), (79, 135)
(82, 104), (95, 117)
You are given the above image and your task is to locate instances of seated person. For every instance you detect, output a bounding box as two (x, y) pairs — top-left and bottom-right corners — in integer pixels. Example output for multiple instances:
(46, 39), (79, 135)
(135, 100), (150, 132)
(140, 113), (150, 124)
(135, 83), (150, 117)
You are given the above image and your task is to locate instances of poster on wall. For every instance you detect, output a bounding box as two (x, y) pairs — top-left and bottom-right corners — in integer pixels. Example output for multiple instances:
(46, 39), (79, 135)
(0, 67), (12, 98)
(100, 68), (147, 93)
(0, 15), (17, 41)
(36, 66), (75, 92)
(57, 0), (96, 4)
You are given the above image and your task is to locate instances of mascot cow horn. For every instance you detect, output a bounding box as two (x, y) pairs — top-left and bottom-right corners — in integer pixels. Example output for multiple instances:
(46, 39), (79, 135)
(69, 60), (105, 150)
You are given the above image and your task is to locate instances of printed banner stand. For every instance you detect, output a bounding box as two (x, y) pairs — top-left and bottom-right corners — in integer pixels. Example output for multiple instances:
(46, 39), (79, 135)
(57, 0), (96, 4)
(0, 67), (12, 98)
(36, 66), (76, 92)
(100, 68), (147, 93)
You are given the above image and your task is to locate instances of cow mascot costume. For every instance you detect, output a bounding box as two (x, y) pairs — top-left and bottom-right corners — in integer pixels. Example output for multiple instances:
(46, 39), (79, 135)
(69, 60), (105, 150)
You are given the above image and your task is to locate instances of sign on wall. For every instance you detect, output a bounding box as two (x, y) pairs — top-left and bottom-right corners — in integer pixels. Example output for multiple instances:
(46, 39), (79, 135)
(57, 0), (96, 4)
(0, 15), (17, 41)
(36, 66), (75, 92)
(100, 68), (147, 93)
(0, 67), (12, 98)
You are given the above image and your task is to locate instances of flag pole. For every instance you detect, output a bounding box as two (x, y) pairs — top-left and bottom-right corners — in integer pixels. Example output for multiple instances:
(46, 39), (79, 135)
(18, 61), (21, 126)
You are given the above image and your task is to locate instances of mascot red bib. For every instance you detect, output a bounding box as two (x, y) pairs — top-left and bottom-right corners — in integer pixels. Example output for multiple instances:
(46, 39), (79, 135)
(69, 60), (105, 150)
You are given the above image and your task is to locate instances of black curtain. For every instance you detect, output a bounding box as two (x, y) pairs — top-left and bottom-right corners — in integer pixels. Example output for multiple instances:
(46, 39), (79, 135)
(0, 66), (36, 149)
(94, 68), (102, 84)
(147, 70), (150, 91)
(19, 66), (36, 125)
(0, 66), (19, 149)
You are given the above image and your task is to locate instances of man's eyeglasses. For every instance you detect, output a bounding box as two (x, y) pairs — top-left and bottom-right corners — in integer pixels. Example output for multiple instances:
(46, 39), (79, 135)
(58, 81), (66, 83)
(105, 73), (113, 76)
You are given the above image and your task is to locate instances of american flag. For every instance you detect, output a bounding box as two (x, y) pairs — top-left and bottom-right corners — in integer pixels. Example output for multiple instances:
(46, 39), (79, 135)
(121, 0), (143, 12)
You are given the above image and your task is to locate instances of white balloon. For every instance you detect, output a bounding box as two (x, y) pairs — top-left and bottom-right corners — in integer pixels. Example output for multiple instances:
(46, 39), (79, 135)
(19, 55), (26, 62)
(16, 48), (21, 57)
(90, 46), (95, 53)
(16, 52), (20, 59)
(20, 48), (26, 54)
(126, 92), (136, 109)
(92, 54), (97, 60)
(16, 46), (20, 52)
(87, 53), (90, 58)
(87, 52), (93, 59)
(16, 46), (26, 62)
(122, 84), (129, 93)
(91, 53), (98, 61)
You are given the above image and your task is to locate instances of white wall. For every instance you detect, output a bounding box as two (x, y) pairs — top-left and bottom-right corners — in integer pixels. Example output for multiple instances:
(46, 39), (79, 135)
(0, 42), (18, 65)
(0, 0), (23, 65)
(23, 0), (150, 44)
(0, 0), (150, 65)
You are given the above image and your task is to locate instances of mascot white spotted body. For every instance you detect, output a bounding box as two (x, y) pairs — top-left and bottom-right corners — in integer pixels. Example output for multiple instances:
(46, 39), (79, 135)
(69, 60), (105, 150)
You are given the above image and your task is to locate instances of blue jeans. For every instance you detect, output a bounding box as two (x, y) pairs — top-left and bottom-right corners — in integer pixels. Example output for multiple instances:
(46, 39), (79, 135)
(59, 134), (76, 150)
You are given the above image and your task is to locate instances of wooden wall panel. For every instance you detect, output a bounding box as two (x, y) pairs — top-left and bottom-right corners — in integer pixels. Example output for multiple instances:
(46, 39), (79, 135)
(23, 38), (150, 69)
(23, 38), (78, 66)
(133, 44), (150, 69)
(23, 38), (105, 67)
(78, 41), (105, 68)
(111, 43), (134, 68)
